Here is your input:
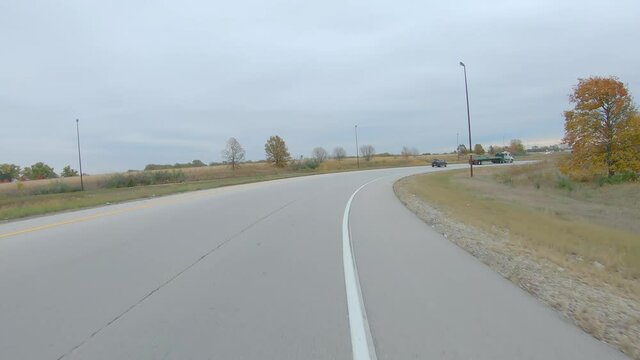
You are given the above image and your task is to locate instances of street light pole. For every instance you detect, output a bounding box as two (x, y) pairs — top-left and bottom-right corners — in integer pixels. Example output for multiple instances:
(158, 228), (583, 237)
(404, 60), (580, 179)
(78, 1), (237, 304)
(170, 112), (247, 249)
(355, 125), (360, 169)
(459, 61), (473, 177)
(76, 119), (84, 191)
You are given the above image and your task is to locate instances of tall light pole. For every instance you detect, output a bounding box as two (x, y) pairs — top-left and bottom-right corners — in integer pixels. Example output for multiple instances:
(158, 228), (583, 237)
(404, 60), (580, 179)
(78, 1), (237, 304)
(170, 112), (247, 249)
(459, 61), (473, 177)
(354, 125), (360, 169)
(76, 119), (84, 191)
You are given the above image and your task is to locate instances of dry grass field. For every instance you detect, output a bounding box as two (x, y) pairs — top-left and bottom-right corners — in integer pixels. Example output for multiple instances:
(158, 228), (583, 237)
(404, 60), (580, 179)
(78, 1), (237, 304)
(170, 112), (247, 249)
(396, 159), (640, 358)
(0, 153), (469, 221)
(0, 173), (307, 221)
(400, 160), (640, 293)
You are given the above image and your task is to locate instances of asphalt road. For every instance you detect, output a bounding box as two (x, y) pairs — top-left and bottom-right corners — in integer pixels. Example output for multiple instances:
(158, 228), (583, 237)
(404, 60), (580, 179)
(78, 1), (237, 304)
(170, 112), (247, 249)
(0, 165), (627, 359)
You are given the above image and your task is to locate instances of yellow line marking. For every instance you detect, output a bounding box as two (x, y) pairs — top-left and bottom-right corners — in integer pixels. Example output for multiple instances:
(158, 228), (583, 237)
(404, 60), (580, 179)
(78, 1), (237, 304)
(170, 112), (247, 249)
(0, 197), (185, 240)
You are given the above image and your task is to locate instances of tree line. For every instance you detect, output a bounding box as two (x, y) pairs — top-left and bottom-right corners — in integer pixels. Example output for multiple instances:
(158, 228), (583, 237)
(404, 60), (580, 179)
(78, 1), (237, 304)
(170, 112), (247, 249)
(456, 139), (525, 156)
(0, 136), (379, 182)
(0, 163), (79, 182)
(144, 160), (207, 171)
(221, 135), (379, 169)
(0, 134), (549, 184)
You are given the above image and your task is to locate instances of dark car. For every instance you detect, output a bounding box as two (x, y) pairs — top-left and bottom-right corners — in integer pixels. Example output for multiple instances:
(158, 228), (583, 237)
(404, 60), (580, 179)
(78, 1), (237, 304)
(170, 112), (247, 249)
(432, 159), (447, 167)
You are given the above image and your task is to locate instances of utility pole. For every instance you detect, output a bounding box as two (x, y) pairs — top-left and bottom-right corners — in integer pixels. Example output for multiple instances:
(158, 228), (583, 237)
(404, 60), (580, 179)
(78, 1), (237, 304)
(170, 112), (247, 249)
(355, 125), (360, 169)
(457, 132), (460, 160)
(76, 119), (84, 191)
(460, 62), (473, 177)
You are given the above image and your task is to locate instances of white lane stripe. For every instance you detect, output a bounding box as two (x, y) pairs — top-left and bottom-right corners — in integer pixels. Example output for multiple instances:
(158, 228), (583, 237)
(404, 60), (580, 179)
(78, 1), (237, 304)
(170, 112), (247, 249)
(343, 179), (380, 360)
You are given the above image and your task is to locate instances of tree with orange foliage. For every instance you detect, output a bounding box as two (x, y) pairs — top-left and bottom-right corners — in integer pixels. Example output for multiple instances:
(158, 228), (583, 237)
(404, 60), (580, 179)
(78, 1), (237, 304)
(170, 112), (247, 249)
(563, 76), (640, 177)
(264, 135), (291, 168)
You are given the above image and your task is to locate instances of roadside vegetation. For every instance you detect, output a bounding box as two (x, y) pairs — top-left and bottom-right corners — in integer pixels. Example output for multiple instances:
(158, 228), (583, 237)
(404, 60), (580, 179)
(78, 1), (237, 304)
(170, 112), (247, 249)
(396, 159), (639, 358)
(3, 128), (543, 221)
(0, 173), (307, 221)
(395, 76), (640, 358)
(0, 151), (468, 221)
(402, 159), (639, 286)
(456, 138), (527, 157)
(562, 76), (640, 180)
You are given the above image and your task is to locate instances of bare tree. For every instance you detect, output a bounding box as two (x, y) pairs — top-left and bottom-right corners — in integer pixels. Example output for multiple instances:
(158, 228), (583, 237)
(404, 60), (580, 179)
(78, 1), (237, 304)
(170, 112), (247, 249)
(401, 146), (411, 158)
(312, 147), (328, 163)
(333, 146), (346, 161)
(222, 137), (246, 170)
(401, 146), (419, 158)
(360, 145), (375, 161)
(487, 145), (503, 154)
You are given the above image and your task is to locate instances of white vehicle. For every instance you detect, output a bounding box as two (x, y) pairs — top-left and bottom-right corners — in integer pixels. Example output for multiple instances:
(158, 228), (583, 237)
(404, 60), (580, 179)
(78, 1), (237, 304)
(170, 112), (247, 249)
(471, 151), (514, 165)
(497, 151), (514, 163)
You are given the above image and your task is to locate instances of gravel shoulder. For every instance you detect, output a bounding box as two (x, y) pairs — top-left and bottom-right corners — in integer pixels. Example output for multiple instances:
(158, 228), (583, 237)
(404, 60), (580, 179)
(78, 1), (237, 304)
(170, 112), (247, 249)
(394, 177), (640, 359)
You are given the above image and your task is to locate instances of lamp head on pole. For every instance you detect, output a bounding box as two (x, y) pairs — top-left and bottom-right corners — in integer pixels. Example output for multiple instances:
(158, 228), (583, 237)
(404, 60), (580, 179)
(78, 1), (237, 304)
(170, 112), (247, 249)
(459, 61), (465, 67)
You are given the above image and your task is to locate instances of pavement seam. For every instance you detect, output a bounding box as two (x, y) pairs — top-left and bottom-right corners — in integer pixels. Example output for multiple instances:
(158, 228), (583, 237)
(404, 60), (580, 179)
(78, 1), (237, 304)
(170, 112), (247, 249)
(55, 199), (296, 360)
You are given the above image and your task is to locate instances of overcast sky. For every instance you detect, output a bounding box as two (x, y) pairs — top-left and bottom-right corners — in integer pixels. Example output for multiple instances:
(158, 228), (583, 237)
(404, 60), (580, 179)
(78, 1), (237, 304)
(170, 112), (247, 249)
(1, 0), (639, 173)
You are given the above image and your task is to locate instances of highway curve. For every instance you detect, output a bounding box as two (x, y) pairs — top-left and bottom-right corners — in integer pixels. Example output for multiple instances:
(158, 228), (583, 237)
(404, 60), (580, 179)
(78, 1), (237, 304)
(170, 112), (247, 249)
(0, 165), (627, 359)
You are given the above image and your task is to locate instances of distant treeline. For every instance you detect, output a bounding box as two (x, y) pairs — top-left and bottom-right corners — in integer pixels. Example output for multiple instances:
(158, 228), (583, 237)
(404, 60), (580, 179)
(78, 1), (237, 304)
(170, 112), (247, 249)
(143, 159), (271, 171)
(144, 160), (209, 171)
(527, 145), (563, 153)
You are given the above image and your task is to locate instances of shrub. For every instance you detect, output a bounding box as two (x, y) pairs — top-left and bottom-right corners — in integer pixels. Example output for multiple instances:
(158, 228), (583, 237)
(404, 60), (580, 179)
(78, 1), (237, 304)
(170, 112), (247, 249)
(29, 181), (80, 195)
(144, 161), (207, 171)
(152, 170), (187, 184)
(288, 159), (320, 171)
(595, 171), (638, 186)
(103, 170), (186, 188)
(607, 171), (638, 184)
(556, 174), (574, 191)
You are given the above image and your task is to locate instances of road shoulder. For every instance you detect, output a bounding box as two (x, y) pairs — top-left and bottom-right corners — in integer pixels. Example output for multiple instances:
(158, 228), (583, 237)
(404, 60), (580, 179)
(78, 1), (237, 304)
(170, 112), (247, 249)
(394, 176), (638, 359)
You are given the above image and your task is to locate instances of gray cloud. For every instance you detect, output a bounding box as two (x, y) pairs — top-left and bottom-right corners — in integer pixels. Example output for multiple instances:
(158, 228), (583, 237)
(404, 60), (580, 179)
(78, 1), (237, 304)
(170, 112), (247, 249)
(1, 0), (638, 173)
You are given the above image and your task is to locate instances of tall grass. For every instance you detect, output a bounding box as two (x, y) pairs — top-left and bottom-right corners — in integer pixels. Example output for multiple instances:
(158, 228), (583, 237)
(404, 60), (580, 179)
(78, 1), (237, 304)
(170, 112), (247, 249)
(288, 159), (320, 170)
(492, 160), (559, 189)
(1, 153), (466, 198)
(489, 158), (637, 192)
(595, 171), (639, 186)
(401, 167), (640, 284)
(102, 170), (187, 188)
(556, 174), (574, 191)
(397, 168), (640, 359)
(1, 181), (82, 197)
(0, 153), (468, 220)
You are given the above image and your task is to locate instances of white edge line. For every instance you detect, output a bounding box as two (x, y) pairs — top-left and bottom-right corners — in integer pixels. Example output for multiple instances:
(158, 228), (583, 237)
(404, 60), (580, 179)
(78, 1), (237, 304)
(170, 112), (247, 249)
(343, 178), (380, 360)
